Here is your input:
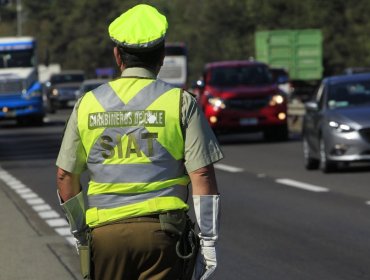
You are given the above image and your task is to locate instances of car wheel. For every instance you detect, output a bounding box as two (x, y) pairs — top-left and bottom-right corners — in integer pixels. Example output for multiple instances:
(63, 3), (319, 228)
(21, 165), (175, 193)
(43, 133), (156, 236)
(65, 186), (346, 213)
(319, 138), (336, 173)
(30, 115), (44, 126)
(16, 115), (44, 126)
(263, 124), (289, 142)
(45, 101), (56, 114)
(59, 101), (68, 108)
(303, 137), (319, 170)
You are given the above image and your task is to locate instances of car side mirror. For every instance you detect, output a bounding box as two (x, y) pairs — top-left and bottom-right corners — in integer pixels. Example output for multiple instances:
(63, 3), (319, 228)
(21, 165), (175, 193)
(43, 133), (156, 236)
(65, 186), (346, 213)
(192, 79), (205, 99)
(195, 79), (205, 90)
(277, 76), (288, 84)
(305, 101), (319, 111)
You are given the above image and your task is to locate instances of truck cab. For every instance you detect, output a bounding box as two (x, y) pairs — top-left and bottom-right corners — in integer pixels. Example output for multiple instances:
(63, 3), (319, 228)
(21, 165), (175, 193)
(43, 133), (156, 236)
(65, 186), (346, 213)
(0, 37), (44, 125)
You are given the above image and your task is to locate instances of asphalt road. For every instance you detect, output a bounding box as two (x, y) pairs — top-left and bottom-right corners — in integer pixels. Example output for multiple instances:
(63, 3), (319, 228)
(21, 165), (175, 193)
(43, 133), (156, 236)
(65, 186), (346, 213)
(1, 109), (370, 280)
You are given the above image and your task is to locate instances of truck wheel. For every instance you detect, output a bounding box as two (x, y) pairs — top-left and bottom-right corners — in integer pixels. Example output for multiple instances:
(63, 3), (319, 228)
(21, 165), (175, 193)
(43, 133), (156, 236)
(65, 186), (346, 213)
(16, 117), (28, 126)
(17, 115), (44, 126)
(30, 115), (44, 126)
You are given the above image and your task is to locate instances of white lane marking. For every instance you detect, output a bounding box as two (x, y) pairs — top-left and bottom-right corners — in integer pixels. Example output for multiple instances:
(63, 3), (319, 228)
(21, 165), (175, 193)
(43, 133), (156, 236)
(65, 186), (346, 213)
(0, 167), (73, 245)
(38, 210), (60, 219)
(20, 192), (38, 199)
(45, 218), (69, 227)
(25, 198), (46, 205)
(214, 163), (244, 173)
(276, 178), (329, 192)
(15, 187), (32, 194)
(8, 182), (27, 190)
(32, 204), (52, 212)
(66, 236), (76, 246)
(365, 201), (370, 206)
(55, 227), (72, 236)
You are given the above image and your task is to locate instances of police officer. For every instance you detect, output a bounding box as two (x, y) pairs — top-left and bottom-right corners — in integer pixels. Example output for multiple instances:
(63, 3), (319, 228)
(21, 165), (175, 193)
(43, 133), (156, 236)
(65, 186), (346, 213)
(56, 4), (223, 280)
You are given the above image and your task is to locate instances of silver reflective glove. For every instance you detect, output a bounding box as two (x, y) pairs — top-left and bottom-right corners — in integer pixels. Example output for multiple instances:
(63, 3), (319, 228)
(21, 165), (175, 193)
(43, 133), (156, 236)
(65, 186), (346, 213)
(192, 195), (220, 280)
(58, 191), (88, 247)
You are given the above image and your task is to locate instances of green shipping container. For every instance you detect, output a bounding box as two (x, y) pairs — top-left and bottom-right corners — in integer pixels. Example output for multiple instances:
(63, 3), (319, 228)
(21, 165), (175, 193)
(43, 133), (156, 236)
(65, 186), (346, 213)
(255, 29), (323, 80)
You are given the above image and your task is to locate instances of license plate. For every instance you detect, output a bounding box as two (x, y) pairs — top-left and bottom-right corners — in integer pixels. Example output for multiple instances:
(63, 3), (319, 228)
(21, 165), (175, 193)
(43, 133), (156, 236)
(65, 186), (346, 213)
(5, 111), (16, 118)
(67, 100), (76, 107)
(240, 118), (258, 126)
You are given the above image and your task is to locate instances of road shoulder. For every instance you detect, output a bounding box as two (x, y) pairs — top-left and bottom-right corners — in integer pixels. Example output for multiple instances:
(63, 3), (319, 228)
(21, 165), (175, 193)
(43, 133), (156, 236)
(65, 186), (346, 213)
(0, 181), (80, 280)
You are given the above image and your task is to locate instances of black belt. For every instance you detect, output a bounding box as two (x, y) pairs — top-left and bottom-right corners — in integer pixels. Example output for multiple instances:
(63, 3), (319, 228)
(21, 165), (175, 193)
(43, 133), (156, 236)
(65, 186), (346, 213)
(95, 210), (186, 227)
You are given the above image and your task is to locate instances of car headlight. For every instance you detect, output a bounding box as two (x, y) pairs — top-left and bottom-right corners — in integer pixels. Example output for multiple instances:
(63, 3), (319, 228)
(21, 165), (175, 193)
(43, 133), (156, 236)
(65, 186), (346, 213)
(52, 88), (59, 96)
(22, 89), (42, 99)
(208, 96), (226, 109)
(328, 121), (355, 133)
(269, 94), (285, 106)
(30, 90), (42, 97)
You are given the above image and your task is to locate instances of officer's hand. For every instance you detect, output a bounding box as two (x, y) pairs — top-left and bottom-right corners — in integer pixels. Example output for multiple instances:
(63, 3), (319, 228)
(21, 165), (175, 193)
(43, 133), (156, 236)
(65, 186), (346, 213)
(193, 240), (217, 280)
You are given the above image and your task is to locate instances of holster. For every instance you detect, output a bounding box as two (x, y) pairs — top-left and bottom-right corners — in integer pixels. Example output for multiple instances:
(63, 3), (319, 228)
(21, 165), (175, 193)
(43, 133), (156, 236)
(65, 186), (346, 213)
(159, 211), (199, 280)
(159, 210), (187, 235)
(78, 230), (92, 279)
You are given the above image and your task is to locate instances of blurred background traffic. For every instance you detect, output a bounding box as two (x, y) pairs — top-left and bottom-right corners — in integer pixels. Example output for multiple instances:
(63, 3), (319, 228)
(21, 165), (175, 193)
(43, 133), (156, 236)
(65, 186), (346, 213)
(1, 0), (370, 172)
(2, 0), (370, 89)
(1, 2), (370, 279)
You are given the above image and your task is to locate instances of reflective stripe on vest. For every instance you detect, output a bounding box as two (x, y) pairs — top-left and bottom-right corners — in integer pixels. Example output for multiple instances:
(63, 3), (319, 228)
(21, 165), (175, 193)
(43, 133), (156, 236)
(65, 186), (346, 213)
(88, 159), (185, 183)
(86, 196), (188, 226)
(88, 184), (187, 209)
(78, 78), (190, 227)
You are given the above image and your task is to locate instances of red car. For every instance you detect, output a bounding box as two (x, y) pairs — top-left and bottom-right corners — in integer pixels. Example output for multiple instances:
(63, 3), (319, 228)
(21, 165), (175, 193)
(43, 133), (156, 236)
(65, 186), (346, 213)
(196, 60), (288, 141)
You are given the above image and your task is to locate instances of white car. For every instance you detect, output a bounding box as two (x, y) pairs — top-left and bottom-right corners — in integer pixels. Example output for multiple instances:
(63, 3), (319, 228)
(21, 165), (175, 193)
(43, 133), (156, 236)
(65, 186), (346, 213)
(302, 73), (370, 172)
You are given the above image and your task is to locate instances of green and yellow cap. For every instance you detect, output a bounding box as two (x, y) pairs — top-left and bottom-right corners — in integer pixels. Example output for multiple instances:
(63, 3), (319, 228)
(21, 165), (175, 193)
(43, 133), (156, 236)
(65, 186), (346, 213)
(109, 4), (168, 51)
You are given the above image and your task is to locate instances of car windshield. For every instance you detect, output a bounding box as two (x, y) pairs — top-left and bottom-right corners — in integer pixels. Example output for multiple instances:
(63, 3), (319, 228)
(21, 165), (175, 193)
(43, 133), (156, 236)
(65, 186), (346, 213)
(81, 82), (105, 93)
(0, 49), (35, 68)
(270, 69), (289, 84)
(51, 73), (84, 84)
(209, 65), (273, 87)
(327, 80), (370, 109)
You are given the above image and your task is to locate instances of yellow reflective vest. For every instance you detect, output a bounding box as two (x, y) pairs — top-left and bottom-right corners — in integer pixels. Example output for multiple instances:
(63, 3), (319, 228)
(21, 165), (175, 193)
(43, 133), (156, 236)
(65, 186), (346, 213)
(77, 77), (190, 227)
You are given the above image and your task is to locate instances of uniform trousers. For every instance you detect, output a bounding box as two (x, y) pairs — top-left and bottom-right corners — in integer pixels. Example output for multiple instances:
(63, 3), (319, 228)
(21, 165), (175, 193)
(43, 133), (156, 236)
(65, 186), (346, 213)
(90, 216), (190, 280)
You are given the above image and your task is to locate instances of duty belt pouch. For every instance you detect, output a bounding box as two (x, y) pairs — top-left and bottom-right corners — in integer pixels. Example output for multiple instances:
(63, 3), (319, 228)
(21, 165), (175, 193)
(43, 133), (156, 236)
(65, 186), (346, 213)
(159, 210), (186, 235)
(79, 230), (91, 279)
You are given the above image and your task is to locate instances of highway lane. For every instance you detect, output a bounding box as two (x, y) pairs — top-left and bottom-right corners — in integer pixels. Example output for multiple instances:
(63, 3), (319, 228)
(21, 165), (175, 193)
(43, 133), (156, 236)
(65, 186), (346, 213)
(0, 111), (68, 216)
(1, 109), (370, 279)
(216, 168), (370, 279)
(218, 133), (370, 200)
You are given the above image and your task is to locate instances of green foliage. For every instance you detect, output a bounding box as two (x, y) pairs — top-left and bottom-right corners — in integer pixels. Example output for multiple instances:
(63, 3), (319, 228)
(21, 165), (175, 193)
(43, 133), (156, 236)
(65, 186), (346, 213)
(0, 2), (17, 35)
(1, 0), (370, 82)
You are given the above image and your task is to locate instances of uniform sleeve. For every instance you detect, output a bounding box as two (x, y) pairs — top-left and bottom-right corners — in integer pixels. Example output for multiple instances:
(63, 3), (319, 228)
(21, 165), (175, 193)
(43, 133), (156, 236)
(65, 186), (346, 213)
(56, 103), (87, 174)
(182, 91), (224, 173)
